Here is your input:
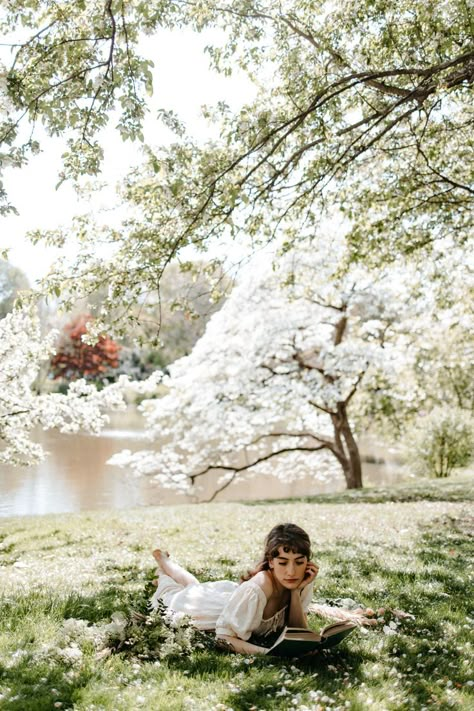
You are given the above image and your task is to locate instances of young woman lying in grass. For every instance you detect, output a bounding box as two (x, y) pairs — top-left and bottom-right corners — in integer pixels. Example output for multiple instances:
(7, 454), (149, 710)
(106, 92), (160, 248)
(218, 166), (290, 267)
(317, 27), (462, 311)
(151, 522), (369, 654)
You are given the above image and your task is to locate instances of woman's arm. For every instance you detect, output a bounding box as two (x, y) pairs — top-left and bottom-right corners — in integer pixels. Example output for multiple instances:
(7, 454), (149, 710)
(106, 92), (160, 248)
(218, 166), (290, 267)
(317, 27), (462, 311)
(216, 634), (268, 655)
(287, 560), (319, 627)
(287, 589), (308, 628)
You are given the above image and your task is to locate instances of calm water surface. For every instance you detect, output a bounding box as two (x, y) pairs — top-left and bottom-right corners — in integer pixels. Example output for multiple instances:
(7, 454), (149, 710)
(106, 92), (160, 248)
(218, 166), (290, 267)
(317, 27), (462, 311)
(0, 409), (408, 517)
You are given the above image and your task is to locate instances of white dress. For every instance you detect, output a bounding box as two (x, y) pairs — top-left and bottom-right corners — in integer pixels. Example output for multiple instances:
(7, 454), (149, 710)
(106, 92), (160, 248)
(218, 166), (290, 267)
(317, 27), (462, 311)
(151, 574), (315, 641)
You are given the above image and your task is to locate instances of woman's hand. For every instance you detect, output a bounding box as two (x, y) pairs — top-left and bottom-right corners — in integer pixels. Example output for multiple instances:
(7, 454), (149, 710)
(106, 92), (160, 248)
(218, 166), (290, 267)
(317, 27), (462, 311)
(296, 561), (319, 590)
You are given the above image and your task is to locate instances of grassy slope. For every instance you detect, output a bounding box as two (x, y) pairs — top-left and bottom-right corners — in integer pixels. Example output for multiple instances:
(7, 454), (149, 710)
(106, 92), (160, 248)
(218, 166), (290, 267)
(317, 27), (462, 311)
(0, 478), (473, 711)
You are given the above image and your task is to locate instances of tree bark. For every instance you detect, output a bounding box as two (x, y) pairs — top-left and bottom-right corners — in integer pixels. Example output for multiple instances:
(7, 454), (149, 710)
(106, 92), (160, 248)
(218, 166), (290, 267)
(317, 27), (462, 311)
(326, 314), (364, 489)
(330, 404), (363, 489)
(340, 403), (363, 488)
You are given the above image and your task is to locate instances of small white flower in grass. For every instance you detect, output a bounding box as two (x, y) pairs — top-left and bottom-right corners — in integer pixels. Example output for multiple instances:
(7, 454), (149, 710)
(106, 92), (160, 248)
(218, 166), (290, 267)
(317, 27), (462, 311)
(276, 687), (290, 696)
(104, 611), (128, 641)
(57, 644), (83, 664)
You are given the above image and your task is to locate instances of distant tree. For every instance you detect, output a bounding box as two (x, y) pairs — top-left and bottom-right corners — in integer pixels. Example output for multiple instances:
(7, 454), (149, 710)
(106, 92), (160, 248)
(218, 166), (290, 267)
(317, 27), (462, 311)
(51, 314), (120, 382)
(409, 408), (473, 478)
(0, 260), (29, 318)
(50, 260), (230, 377)
(413, 327), (474, 416)
(135, 261), (231, 365)
(111, 234), (473, 497)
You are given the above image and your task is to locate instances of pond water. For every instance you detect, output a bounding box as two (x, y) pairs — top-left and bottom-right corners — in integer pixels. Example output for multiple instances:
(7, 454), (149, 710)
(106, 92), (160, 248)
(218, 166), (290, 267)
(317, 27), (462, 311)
(0, 409), (408, 518)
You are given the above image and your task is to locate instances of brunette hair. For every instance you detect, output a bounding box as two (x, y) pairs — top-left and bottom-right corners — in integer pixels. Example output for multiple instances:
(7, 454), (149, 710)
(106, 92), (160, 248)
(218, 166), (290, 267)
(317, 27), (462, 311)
(241, 523), (311, 582)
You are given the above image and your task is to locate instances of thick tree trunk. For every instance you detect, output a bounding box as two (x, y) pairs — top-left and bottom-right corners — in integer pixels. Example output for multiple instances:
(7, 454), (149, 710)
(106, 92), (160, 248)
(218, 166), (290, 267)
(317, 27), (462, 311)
(307, 311), (364, 489)
(340, 406), (363, 489)
(331, 404), (363, 489)
(342, 456), (363, 489)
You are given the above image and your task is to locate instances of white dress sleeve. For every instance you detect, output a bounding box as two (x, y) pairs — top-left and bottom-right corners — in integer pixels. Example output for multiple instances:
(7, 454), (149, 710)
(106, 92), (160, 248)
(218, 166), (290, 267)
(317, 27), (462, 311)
(215, 580), (267, 641)
(300, 580), (315, 613)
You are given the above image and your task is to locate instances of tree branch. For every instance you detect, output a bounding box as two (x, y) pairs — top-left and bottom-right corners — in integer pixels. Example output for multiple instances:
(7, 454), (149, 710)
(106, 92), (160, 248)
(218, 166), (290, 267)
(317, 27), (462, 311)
(416, 144), (474, 196)
(308, 400), (336, 416)
(203, 471), (238, 502)
(189, 443), (328, 483)
(250, 430), (337, 450)
(0, 409), (31, 419)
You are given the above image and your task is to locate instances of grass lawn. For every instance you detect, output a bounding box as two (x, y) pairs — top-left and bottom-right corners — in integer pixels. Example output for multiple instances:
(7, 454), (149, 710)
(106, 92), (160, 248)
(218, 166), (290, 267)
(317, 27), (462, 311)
(0, 478), (473, 710)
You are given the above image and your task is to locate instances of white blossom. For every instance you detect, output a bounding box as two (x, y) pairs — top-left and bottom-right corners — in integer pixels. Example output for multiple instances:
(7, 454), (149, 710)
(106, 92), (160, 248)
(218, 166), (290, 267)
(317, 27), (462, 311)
(111, 234), (461, 494)
(0, 307), (127, 465)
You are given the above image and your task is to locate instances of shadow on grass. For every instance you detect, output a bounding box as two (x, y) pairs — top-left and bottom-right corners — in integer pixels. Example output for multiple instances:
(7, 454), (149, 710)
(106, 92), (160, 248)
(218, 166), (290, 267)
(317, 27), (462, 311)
(1, 512), (472, 710)
(0, 656), (96, 711)
(215, 511), (473, 711)
(319, 512), (473, 709)
(221, 647), (367, 711)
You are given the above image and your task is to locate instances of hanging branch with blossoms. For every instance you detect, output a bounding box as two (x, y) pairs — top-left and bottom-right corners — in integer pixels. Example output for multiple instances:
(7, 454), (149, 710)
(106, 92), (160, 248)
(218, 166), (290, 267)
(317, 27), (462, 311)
(0, 308), (126, 466)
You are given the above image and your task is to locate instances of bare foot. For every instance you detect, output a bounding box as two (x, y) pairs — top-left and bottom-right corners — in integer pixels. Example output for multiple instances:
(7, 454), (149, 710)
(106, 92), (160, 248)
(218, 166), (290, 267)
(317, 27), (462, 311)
(152, 549), (170, 568)
(151, 551), (199, 587)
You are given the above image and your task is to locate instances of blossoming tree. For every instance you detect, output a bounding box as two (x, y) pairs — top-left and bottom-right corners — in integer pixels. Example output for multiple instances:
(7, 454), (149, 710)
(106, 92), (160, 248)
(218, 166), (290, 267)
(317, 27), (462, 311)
(2, 1), (470, 338)
(111, 236), (433, 495)
(0, 308), (126, 465)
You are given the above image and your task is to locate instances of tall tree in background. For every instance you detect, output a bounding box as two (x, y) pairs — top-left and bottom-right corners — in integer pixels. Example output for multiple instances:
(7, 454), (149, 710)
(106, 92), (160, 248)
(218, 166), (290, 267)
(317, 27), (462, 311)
(112, 235), (469, 496)
(114, 260), (230, 378)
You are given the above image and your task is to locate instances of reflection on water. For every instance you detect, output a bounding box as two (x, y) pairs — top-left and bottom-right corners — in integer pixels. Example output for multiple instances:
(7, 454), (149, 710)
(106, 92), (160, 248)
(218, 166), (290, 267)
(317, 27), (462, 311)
(0, 409), (408, 517)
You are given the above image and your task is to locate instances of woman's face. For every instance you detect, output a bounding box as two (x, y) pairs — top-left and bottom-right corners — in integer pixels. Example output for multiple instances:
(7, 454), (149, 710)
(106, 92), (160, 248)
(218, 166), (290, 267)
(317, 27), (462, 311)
(270, 546), (308, 590)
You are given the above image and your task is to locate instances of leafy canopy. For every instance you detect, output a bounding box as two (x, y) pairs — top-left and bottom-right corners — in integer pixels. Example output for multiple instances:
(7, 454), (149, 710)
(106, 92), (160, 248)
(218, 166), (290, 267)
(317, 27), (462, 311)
(0, 0), (163, 213)
(1, 1), (472, 335)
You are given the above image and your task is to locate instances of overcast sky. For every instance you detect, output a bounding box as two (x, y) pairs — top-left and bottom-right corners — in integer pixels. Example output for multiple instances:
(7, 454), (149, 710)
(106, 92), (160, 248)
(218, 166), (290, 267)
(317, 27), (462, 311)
(1, 29), (254, 285)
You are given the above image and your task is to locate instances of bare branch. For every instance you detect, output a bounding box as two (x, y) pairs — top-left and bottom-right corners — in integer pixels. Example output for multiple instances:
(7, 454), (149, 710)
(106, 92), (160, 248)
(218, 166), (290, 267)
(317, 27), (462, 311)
(343, 371), (367, 406)
(203, 471), (237, 502)
(250, 430), (337, 450)
(308, 401), (338, 421)
(416, 144), (474, 196)
(189, 443), (328, 483)
(0, 409), (31, 419)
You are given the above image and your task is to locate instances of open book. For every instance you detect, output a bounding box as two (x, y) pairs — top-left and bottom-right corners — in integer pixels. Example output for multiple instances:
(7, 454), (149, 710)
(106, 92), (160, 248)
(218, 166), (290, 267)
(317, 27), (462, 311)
(265, 622), (357, 657)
